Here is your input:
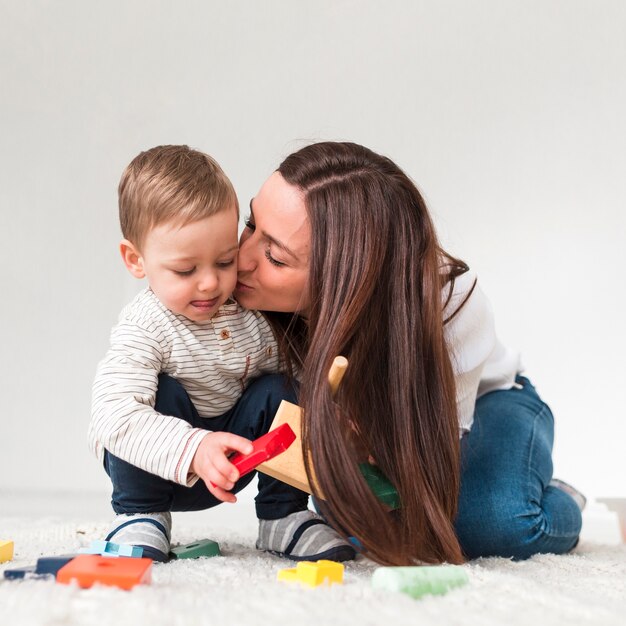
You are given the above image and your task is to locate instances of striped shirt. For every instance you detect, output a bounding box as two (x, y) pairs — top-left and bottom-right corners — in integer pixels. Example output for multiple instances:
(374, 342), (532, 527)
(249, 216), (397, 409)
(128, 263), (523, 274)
(88, 288), (279, 487)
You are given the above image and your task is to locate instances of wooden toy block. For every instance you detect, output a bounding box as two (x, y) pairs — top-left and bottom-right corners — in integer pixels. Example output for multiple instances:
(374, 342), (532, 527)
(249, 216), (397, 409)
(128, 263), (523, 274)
(230, 423), (296, 478)
(257, 399), (317, 494)
(371, 565), (468, 599)
(257, 357), (400, 508)
(258, 357), (348, 494)
(170, 539), (221, 559)
(597, 498), (626, 542)
(79, 540), (143, 558)
(277, 560), (344, 588)
(0, 540), (14, 563)
(56, 554), (152, 590)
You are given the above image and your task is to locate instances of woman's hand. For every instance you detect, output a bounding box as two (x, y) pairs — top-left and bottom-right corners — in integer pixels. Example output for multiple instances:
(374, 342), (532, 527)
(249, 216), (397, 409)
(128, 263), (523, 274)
(191, 432), (253, 503)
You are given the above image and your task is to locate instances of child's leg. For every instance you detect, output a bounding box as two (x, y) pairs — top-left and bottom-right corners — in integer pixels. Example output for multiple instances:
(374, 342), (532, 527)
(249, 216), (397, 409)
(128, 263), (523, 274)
(105, 373), (354, 561)
(226, 375), (355, 562)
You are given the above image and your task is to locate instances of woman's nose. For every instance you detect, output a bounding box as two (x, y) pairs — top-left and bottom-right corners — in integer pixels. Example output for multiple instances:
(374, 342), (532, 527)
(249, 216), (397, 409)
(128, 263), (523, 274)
(237, 235), (256, 273)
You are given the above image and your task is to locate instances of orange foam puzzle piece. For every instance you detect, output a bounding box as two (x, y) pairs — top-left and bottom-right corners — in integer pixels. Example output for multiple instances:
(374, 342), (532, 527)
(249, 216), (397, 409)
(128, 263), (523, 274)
(56, 554), (152, 590)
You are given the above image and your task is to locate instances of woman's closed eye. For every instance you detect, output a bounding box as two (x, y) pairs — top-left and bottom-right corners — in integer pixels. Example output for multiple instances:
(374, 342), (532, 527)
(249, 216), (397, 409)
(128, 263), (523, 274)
(264, 247), (286, 267)
(244, 215), (256, 231)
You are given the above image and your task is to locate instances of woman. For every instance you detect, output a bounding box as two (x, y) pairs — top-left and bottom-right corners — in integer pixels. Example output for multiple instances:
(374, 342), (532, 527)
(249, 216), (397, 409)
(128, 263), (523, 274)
(235, 141), (583, 566)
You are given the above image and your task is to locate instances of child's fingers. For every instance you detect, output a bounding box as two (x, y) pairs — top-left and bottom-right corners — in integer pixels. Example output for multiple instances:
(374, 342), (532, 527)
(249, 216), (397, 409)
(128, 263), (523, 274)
(207, 481), (237, 504)
(205, 462), (236, 491)
(212, 451), (241, 483)
(220, 433), (254, 456)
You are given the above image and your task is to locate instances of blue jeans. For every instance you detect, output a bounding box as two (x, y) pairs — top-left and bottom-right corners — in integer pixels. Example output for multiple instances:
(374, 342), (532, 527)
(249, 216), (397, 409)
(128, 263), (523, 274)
(455, 375), (582, 559)
(104, 374), (310, 520)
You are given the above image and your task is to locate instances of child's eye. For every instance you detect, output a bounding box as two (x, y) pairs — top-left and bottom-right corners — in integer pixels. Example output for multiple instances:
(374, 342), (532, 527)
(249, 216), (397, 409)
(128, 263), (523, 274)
(216, 259), (235, 268)
(244, 215), (256, 231)
(173, 268), (195, 276)
(264, 248), (285, 267)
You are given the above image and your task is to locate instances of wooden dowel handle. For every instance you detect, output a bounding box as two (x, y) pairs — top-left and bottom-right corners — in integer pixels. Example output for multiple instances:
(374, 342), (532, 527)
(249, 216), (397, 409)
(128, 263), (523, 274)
(328, 356), (348, 397)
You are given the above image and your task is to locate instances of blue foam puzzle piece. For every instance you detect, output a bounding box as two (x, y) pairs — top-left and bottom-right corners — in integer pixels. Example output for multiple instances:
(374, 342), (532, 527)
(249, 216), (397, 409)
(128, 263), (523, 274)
(78, 540), (143, 558)
(36, 554), (77, 575)
(4, 565), (37, 580)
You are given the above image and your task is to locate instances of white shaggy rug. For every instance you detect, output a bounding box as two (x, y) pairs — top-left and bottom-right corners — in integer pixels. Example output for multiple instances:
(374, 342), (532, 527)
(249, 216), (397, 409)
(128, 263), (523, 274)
(1, 505), (625, 626)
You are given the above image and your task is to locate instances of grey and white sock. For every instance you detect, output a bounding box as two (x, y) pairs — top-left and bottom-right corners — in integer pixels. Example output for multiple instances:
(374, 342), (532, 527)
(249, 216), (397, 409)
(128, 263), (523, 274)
(257, 510), (355, 562)
(106, 511), (172, 562)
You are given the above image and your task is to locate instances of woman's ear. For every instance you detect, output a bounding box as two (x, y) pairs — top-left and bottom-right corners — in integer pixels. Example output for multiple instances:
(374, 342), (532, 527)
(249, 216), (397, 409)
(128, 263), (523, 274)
(120, 239), (146, 279)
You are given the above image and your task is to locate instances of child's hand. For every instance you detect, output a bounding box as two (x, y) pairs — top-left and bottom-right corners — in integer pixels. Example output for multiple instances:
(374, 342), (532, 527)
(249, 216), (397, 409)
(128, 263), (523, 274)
(191, 432), (254, 503)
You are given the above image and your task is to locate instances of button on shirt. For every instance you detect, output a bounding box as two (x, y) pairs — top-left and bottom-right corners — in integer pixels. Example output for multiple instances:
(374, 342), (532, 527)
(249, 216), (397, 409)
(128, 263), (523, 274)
(89, 288), (280, 486)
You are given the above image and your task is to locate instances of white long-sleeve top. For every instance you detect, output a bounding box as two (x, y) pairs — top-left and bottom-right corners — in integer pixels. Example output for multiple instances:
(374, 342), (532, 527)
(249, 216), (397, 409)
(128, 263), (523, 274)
(444, 270), (522, 432)
(88, 288), (280, 487)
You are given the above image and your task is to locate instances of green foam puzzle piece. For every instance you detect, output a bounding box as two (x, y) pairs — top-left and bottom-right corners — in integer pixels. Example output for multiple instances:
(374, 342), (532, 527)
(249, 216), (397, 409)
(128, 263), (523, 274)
(170, 539), (221, 559)
(372, 565), (469, 599)
(359, 463), (401, 509)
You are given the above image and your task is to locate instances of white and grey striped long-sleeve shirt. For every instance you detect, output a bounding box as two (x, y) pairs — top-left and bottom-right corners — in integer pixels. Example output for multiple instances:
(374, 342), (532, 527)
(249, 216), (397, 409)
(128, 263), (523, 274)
(88, 288), (280, 487)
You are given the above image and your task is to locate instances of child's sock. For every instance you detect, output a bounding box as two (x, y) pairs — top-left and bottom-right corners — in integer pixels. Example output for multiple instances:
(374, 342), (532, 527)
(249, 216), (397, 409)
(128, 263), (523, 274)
(106, 511), (172, 562)
(549, 478), (587, 511)
(256, 510), (356, 562)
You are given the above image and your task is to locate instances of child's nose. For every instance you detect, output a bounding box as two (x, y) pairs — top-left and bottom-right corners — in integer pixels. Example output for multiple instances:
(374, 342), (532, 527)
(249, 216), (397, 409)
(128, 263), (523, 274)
(198, 271), (219, 293)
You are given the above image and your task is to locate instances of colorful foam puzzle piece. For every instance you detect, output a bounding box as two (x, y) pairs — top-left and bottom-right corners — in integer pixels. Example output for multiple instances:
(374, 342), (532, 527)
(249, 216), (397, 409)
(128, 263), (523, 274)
(371, 565), (469, 599)
(358, 463), (400, 509)
(3, 555), (77, 581)
(277, 560), (344, 588)
(170, 539), (221, 559)
(78, 540), (143, 558)
(229, 423), (296, 478)
(56, 554), (152, 590)
(36, 554), (78, 575)
(0, 540), (14, 563)
(4, 565), (38, 580)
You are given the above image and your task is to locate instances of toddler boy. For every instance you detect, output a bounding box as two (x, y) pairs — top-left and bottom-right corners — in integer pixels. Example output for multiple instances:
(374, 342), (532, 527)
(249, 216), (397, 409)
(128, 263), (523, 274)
(88, 145), (354, 563)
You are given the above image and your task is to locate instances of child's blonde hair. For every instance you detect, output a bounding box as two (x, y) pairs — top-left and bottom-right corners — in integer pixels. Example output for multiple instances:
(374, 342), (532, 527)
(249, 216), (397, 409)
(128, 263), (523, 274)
(119, 145), (238, 248)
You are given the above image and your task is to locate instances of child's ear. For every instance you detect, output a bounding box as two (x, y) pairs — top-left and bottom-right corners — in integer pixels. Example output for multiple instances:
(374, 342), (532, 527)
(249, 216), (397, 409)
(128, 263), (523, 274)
(120, 239), (146, 279)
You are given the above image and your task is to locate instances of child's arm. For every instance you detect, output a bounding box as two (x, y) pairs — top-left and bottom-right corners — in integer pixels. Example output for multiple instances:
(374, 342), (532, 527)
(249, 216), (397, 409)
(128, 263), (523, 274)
(89, 319), (213, 487)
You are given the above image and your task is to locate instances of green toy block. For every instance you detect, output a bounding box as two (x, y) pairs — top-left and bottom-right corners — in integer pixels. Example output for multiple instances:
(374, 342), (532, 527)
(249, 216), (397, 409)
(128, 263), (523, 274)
(170, 539), (221, 559)
(372, 565), (469, 599)
(359, 463), (400, 509)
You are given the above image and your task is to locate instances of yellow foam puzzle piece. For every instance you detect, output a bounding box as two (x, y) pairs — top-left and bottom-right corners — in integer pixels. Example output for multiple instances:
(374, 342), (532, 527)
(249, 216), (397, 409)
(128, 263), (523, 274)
(0, 540), (14, 563)
(277, 560), (344, 588)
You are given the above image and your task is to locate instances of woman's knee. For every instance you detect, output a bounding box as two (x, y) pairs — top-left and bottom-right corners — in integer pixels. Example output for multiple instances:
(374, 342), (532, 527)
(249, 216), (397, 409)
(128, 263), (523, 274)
(457, 488), (582, 560)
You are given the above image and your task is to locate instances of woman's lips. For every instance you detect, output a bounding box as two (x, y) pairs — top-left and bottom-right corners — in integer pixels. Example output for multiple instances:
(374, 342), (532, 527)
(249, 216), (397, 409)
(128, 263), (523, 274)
(235, 281), (253, 291)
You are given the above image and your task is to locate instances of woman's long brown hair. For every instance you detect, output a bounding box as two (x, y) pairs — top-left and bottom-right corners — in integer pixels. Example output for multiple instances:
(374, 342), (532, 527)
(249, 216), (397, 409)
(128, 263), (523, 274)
(265, 142), (468, 565)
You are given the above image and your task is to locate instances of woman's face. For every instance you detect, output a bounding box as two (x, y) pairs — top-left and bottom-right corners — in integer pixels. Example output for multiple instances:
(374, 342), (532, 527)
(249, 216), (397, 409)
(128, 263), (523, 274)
(235, 172), (311, 314)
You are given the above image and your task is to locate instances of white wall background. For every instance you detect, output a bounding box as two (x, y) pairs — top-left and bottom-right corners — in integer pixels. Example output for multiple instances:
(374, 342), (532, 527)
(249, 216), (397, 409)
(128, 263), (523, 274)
(1, 1), (624, 502)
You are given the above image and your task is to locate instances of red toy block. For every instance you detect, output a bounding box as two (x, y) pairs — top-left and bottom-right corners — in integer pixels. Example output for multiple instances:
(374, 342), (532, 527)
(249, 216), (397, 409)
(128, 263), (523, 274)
(210, 423), (297, 487)
(56, 554), (152, 590)
(230, 423), (296, 478)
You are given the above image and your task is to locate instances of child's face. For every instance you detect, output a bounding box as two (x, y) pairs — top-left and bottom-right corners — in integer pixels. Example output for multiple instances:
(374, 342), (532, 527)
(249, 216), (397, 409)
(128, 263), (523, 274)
(138, 208), (239, 322)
